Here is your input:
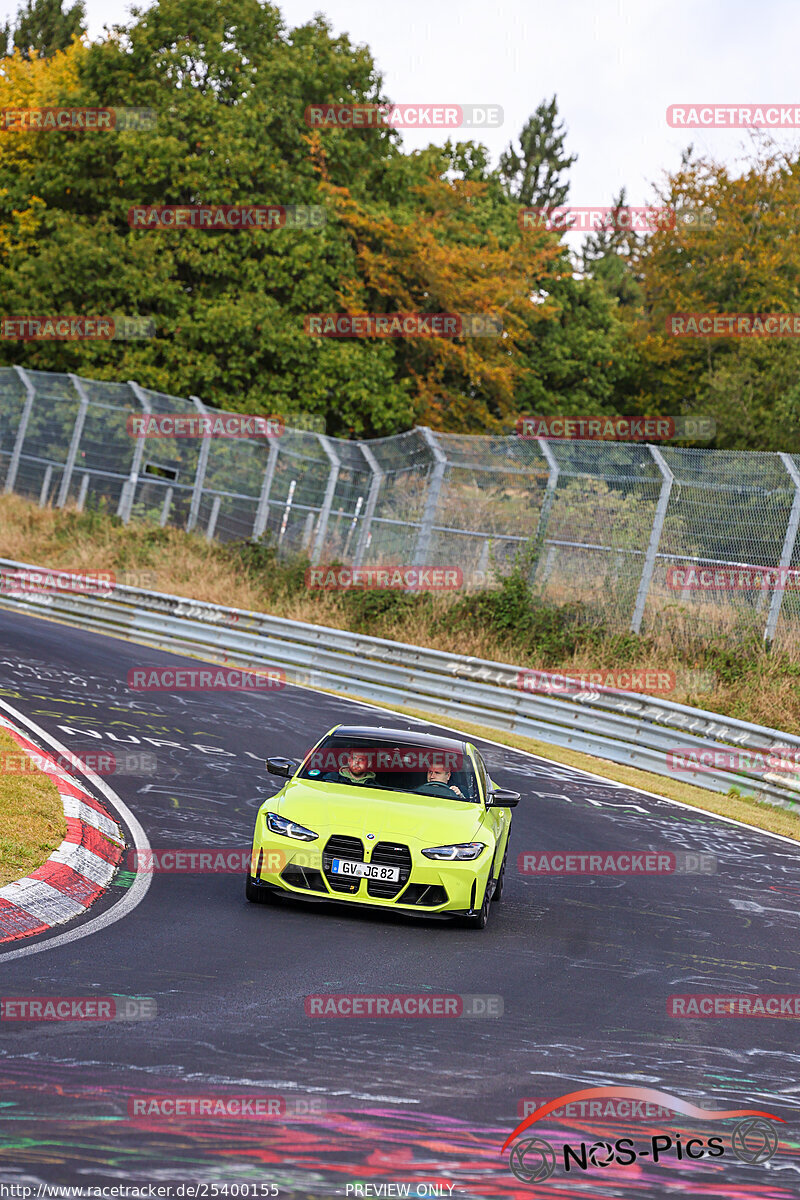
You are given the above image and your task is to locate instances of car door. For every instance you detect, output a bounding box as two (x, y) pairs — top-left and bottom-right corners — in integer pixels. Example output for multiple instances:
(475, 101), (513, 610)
(469, 745), (509, 874)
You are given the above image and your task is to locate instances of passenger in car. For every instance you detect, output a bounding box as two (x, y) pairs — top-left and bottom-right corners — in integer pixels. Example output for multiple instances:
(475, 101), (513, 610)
(322, 749), (379, 786)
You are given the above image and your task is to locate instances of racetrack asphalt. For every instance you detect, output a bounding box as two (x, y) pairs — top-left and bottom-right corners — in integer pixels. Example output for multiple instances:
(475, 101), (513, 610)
(0, 606), (798, 1198)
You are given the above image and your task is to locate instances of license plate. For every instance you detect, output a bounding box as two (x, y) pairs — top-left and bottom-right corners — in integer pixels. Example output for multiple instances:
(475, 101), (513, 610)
(331, 858), (400, 882)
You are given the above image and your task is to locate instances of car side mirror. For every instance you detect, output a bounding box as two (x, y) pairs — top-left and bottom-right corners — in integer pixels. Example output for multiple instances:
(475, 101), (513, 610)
(266, 757), (298, 778)
(487, 788), (520, 808)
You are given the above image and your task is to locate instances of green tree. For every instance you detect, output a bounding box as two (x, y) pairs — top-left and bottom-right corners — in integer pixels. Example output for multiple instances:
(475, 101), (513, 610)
(2, 0), (85, 59)
(581, 186), (643, 308)
(499, 95), (577, 208)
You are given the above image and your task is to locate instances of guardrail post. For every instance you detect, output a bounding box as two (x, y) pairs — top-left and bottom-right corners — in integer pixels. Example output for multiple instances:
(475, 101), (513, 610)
(4, 366), (35, 494)
(252, 439), (280, 541)
(118, 381), (152, 523)
(412, 427), (447, 567)
(57, 375), (90, 507)
(764, 452), (800, 646)
(631, 445), (674, 634)
(530, 437), (559, 580)
(186, 395), (210, 533)
(311, 435), (341, 565)
(354, 443), (384, 567)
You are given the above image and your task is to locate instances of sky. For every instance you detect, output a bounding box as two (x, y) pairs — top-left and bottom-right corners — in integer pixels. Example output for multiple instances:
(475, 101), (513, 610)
(5, 0), (800, 207)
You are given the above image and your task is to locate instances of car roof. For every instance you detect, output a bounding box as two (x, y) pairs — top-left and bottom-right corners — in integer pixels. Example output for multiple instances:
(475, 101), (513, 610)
(329, 724), (469, 753)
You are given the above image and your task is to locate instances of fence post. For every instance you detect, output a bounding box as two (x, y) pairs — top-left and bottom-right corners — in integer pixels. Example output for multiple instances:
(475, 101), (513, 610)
(412, 427), (447, 567)
(631, 445), (674, 634)
(117, 381), (152, 522)
(159, 487), (173, 527)
(39, 464), (53, 507)
(354, 443), (384, 567)
(530, 437), (559, 580)
(764, 452), (800, 646)
(57, 375), (90, 507)
(311, 435), (340, 565)
(206, 495), (222, 541)
(4, 366), (35, 494)
(252, 439), (280, 541)
(186, 394), (209, 533)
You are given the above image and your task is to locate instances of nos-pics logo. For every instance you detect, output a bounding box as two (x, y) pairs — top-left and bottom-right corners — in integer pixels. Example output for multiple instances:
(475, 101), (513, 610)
(502, 1086), (782, 1183)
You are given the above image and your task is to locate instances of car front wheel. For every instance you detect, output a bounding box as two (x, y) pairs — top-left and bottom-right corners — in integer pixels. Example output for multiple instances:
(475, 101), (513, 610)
(461, 876), (492, 929)
(246, 875), (274, 904)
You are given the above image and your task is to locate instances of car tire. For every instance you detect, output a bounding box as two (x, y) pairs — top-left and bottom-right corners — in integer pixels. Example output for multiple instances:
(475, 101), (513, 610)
(492, 849), (507, 902)
(245, 875), (273, 904)
(461, 876), (492, 929)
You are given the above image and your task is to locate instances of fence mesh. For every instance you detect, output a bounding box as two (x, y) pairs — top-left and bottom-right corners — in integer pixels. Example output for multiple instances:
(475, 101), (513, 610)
(2, 365), (799, 646)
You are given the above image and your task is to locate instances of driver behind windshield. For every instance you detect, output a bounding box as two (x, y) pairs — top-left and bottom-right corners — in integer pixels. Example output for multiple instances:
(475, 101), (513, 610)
(415, 764), (465, 798)
(322, 749), (378, 786)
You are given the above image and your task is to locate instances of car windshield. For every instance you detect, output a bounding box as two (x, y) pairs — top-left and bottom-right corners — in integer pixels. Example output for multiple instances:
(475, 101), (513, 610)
(298, 735), (479, 802)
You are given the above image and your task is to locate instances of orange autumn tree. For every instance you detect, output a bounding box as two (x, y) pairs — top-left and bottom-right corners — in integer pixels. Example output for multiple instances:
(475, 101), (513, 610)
(633, 144), (800, 449)
(318, 157), (567, 433)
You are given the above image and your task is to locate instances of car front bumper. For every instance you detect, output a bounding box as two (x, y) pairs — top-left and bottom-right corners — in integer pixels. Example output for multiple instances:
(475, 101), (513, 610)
(249, 831), (494, 915)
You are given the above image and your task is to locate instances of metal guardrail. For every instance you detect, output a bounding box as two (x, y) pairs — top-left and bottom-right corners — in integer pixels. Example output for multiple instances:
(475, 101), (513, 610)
(0, 556), (797, 811)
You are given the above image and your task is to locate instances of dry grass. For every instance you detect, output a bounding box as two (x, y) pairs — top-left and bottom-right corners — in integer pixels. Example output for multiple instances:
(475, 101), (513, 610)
(0, 727), (65, 886)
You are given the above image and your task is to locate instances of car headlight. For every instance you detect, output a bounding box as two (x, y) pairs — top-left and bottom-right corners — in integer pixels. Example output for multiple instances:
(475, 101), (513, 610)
(421, 842), (486, 860)
(265, 812), (319, 841)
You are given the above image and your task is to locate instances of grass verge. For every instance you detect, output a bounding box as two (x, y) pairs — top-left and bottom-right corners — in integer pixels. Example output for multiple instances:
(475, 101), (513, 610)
(0, 727), (65, 886)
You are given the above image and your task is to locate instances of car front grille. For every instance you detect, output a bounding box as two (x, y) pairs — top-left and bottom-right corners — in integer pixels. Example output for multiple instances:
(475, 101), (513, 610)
(366, 842), (412, 899)
(322, 835), (364, 893)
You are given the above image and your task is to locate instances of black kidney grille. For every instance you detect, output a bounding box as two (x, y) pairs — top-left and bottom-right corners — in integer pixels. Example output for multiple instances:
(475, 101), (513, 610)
(366, 842), (412, 899)
(322, 835), (364, 893)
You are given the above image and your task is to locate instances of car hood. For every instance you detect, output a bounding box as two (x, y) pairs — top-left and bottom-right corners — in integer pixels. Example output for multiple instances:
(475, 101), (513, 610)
(272, 778), (484, 845)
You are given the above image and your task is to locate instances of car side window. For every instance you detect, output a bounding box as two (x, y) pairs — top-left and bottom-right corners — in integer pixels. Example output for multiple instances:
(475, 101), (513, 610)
(472, 751), (489, 803)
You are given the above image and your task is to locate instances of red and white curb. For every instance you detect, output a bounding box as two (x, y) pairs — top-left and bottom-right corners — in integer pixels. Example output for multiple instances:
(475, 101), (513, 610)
(0, 713), (126, 944)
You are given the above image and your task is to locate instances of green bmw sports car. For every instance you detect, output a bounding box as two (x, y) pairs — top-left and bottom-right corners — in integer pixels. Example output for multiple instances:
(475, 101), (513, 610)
(246, 724), (519, 929)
